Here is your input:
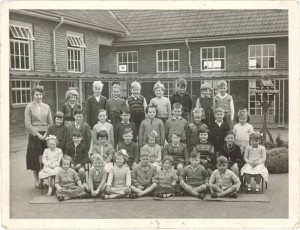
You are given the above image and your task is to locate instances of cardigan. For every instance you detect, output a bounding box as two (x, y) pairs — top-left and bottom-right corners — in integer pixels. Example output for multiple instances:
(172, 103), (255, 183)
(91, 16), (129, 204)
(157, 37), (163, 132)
(66, 142), (90, 166)
(219, 143), (243, 167)
(138, 118), (165, 147)
(67, 122), (92, 150)
(92, 142), (114, 163)
(165, 117), (188, 142)
(131, 162), (156, 187)
(209, 121), (230, 153)
(62, 102), (81, 121)
(163, 142), (189, 166)
(24, 101), (53, 136)
(118, 141), (140, 168)
(170, 92), (193, 113)
(86, 94), (107, 128)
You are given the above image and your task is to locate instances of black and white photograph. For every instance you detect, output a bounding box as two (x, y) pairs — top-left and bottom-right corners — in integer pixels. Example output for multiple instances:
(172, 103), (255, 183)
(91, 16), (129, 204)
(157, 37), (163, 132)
(1, 1), (299, 229)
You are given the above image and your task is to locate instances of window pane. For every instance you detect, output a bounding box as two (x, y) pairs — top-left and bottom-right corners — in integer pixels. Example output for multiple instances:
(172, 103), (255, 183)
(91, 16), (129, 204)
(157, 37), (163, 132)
(12, 91), (16, 103)
(269, 57), (274, 68)
(169, 61), (174, 71)
(123, 53), (127, 62)
(202, 48), (207, 59)
(25, 43), (29, 56)
(128, 63), (132, 72)
(221, 59), (225, 69)
(157, 51), (162, 61)
(20, 42), (24, 55)
(256, 109), (261, 115)
(249, 47), (255, 57)
(25, 57), (29, 69)
(10, 55), (15, 68)
(174, 50), (178, 60)
(262, 57), (269, 68)
(26, 81), (30, 87)
(255, 46), (261, 56)
(133, 63), (137, 72)
(202, 60), (207, 70)
(174, 61), (179, 71)
(163, 51), (167, 60)
(208, 48), (212, 59)
(163, 62), (168, 72)
(133, 53), (137, 62)
(27, 92), (31, 102)
(16, 56), (20, 69)
(15, 42), (19, 55)
(249, 109), (255, 115)
(128, 52), (132, 62)
(169, 50), (174, 60)
(220, 48), (224, 58)
(12, 81), (15, 88)
(21, 56), (25, 69)
(214, 48), (219, 59)
(250, 102), (255, 107)
(16, 91), (21, 103)
(15, 27), (22, 38)
(10, 42), (14, 55)
(20, 28), (27, 38)
(269, 45), (275, 56)
(256, 57), (261, 68)
(158, 62), (162, 72)
(263, 45), (268, 56)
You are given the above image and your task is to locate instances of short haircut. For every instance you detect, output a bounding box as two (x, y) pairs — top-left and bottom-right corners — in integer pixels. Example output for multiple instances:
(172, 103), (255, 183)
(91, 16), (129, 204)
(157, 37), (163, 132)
(153, 81), (165, 92)
(214, 107), (225, 115)
(96, 130), (108, 139)
(97, 109), (107, 116)
(90, 153), (103, 164)
(190, 151), (200, 159)
(74, 109), (84, 116)
(54, 111), (65, 123)
(249, 132), (261, 142)
(113, 150), (128, 163)
(217, 80), (227, 88)
(200, 83), (212, 91)
(120, 107), (131, 115)
(60, 155), (72, 167)
(65, 89), (79, 100)
(131, 81), (141, 89)
(140, 148), (151, 158)
(72, 130), (83, 137)
(216, 155), (228, 165)
(123, 127), (133, 135)
(112, 84), (122, 91)
(93, 81), (104, 89)
(177, 78), (187, 87)
(31, 85), (44, 97)
(171, 131), (181, 139)
(172, 102), (182, 110)
(198, 124), (209, 134)
(163, 155), (174, 165)
(192, 108), (205, 122)
(146, 105), (157, 114)
(225, 130), (235, 138)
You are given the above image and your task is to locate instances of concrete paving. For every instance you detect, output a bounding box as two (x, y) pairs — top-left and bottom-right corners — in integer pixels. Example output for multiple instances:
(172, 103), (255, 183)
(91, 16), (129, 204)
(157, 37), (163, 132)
(8, 133), (288, 219)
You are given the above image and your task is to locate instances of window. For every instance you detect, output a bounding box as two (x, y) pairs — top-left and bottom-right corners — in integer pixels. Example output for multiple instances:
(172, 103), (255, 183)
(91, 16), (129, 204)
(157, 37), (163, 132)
(201, 47), (225, 71)
(11, 80), (31, 105)
(156, 49), (179, 72)
(117, 51), (138, 73)
(160, 81), (175, 98)
(249, 80), (275, 116)
(67, 32), (85, 73)
(68, 81), (78, 90)
(249, 44), (275, 69)
(9, 22), (34, 70)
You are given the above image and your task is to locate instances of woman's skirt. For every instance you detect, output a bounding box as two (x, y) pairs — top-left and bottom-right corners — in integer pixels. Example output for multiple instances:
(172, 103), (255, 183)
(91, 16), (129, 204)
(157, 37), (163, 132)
(26, 132), (47, 171)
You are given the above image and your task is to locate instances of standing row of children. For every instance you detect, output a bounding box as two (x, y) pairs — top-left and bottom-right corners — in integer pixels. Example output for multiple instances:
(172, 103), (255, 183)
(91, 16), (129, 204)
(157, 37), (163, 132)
(39, 78), (268, 201)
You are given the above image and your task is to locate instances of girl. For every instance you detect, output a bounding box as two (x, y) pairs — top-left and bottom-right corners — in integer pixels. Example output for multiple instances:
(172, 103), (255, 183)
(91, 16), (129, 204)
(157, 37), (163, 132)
(92, 109), (114, 147)
(46, 111), (68, 154)
(187, 108), (206, 152)
(141, 130), (162, 169)
(139, 105), (165, 148)
(83, 154), (108, 197)
(241, 132), (268, 193)
(101, 150), (131, 199)
(196, 83), (214, 126)
(152, 156), (179, 198)
(62, 89), (81, 127)
(105, 84), (127, 130)
(39, 135), (63, 196)
(55, 155), (86, 201)
(233, 109), (254, 155)
(149, 81), (172, 124)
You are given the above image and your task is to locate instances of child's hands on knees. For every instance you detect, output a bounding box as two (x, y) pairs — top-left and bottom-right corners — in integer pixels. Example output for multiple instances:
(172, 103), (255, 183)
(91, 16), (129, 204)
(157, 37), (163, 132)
(137, 185), (144, 190)
(56, 185), (62, 192)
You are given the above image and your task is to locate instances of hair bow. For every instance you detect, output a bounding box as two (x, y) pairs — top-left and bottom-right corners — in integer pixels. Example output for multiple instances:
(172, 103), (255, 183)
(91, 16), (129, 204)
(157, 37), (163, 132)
(120, 149), (129, 158)
(46, 135), (57, 140)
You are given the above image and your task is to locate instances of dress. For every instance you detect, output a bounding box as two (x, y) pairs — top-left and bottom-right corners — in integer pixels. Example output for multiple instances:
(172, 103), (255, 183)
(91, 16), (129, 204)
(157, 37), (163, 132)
(240, 145), (269, 182)
(39, 148), (63, 179)
(107, 165), (131, 194)
(233, 123), (254, 148)
(55, 168), (85, 198)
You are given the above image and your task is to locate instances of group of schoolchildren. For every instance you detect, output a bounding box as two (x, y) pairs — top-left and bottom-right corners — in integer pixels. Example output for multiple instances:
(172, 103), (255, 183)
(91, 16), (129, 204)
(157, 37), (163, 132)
(39, 78), (268, 202)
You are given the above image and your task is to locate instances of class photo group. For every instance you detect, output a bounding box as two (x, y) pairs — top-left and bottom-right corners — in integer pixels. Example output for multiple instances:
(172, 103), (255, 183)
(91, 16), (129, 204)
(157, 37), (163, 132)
(26, 77), (268, 202)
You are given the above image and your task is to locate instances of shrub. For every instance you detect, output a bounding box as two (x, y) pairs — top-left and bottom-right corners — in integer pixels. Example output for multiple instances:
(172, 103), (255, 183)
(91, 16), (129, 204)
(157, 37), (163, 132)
(266, 147), (288, 173)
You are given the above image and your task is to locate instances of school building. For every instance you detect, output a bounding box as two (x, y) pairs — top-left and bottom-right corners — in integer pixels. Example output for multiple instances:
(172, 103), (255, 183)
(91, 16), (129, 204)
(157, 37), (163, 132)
(9, 10), (288, 136)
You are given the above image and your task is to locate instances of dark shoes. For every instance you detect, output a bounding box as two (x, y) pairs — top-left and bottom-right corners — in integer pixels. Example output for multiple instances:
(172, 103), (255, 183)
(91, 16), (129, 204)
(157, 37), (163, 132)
(57, 196), (64, 202)
(198, 193), (205, 200)
(229, 193), (238, 198)
(211, 192), (218, 198)
(130, 193), (139, 199)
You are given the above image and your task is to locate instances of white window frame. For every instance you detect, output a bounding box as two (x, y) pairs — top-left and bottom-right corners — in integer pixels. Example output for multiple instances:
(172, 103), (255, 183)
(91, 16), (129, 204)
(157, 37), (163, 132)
(11, 80), (32, 106)
(248, 44), (276, 70)
(117, 51), (138, 74)
(200, 46), (226, 71)
(67, 31), (85, 73)
(248, 79), (276, 116)
(9, 20), (34, 71)
(156, 49), (180, 73)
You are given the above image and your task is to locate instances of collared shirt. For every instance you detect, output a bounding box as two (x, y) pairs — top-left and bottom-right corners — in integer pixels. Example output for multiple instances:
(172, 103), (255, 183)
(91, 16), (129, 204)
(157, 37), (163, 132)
(68, 102), (75, 108)
(74, 123), (80, 129)
(95, 95), (101, 102)
(215, 120), (223, 127)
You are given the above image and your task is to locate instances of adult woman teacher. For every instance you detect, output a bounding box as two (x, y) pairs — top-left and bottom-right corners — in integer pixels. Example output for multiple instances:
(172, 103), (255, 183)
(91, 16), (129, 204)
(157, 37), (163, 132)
(25, 85), (53, 188)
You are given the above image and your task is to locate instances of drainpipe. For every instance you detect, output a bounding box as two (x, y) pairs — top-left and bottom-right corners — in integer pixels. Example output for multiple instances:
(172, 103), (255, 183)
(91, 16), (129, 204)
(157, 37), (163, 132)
(53, 17), (64, 72)
(185, 39), (193, 74)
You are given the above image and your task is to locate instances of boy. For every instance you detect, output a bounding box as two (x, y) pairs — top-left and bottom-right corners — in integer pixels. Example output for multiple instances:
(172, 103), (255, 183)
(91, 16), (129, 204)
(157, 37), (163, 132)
(86, 81), (107, 129)
(126, 81), (147, 131)
(209, 107), (230, 155)
(118, 128), (140, 169)
(114, 107), (137, 146)
(165, 103), (188, 144)
(170, 78), (192, 123)
(195, 83), (214, 126)
(163, 131), (189, 171)
(192, 124), (215, 175)
(67, 109), (92, 150)
(179, 152), (209, 199)
(66, 130), (90, 182)
(92, 130), (114, 166)
(209, 156), (241, 198)
(130, 149), (157, 198)
(213, 80), (234, 127)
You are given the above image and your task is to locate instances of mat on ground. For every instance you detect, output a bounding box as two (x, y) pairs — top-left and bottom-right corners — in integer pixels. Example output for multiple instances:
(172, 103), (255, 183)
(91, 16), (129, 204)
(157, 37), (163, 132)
(30, 193), (270, 204)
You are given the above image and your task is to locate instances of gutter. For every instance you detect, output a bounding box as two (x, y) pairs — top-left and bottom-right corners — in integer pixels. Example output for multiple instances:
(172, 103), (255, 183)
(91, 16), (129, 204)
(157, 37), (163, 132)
(185, 39), (193, 74)
(53, 17), (64, 72)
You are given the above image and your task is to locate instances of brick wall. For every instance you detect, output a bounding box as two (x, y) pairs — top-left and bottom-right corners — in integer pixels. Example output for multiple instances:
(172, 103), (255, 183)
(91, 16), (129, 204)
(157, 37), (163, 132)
(100, 45), (117, 73)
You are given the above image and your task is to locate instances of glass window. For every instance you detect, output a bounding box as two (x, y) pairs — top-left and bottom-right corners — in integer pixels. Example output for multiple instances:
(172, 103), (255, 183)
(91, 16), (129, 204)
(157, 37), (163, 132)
(117, 51), (138, 74)
(11, 80), (31, 105)
(200, 47), (226, 71)
(249, 44), (276, 69)
(67, 33), (85, 73)
(156, 49), (179, 73)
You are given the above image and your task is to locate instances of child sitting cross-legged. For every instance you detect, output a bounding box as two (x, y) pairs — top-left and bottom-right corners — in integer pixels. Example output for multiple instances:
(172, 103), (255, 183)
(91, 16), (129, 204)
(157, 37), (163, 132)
(55, 155), (86, 201)
(151, 156), (179, 199)
(101, 150), (131, 200)
(209, 156), (241, 199)
(179, 151), (209, 199)
(92, 130), (114, 172)
(130, 149), (157, 199)
(83, 154), (108, 197)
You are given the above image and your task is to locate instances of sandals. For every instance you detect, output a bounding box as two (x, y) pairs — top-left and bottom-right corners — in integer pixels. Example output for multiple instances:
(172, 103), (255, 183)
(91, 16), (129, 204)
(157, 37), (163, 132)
(255, 187), (260, 194)
(247, 187), (252, 193)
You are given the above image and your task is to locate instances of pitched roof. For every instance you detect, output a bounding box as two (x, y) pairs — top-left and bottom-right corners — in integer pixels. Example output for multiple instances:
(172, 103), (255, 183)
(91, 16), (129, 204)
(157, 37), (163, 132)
(34, 10), (126, 34)
(112, 10), (288, 43)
